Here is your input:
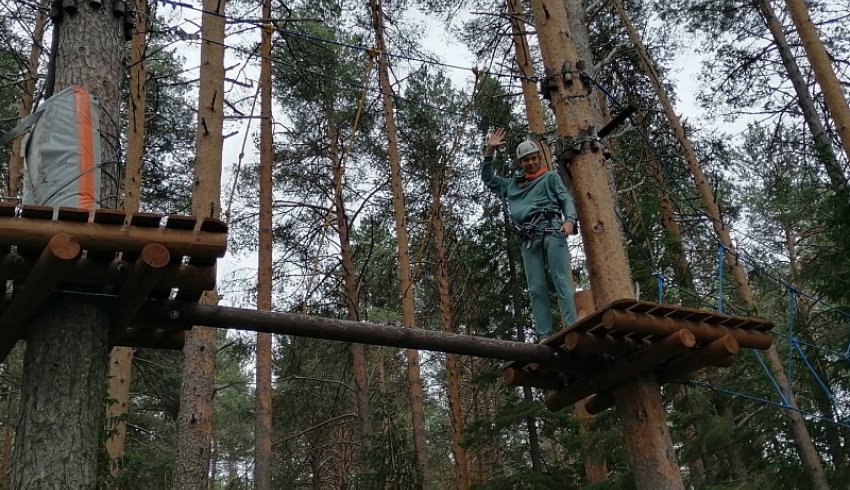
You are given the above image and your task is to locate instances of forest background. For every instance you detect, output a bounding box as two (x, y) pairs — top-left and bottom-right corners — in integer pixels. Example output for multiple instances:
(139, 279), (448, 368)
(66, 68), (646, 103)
(0, 0), (848, 488)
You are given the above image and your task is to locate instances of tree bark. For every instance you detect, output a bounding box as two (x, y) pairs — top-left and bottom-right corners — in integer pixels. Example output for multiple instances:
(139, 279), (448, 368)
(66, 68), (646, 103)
(105, 0), (149, 478)
(11, 296), (109, 488)
(785, 0), (850, 171)
(528, 0), (683, 487)
(367, 0), (430, 485)
(613, 2), (829, 488)
(6, 0), (49, 200)
(10, 1), (122, 486)
(173, 0), (226, 487)
(756, 0), (847, 192)
(254, 4), (274, 488)
(429, 176), (470, 489)
(327, 100), (375, 456)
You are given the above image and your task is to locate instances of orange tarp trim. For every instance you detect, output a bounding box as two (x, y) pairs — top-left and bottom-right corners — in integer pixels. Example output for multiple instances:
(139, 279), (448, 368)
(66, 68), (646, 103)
(74, 86), (95, 210)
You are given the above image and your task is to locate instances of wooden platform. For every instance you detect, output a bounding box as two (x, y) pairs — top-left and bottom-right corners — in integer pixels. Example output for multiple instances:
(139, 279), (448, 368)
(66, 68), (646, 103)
(502, 299), (774, 414)
(0, 205), (227, 361)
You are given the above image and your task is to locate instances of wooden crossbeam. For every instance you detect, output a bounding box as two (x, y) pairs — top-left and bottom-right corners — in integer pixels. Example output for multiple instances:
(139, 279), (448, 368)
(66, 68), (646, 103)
(112, 244), (170, 330)
(0, 234), (81, 362)
(602, 310), (772, 349)
(544, 329), (696, 412)
(0, 215), (227, 259)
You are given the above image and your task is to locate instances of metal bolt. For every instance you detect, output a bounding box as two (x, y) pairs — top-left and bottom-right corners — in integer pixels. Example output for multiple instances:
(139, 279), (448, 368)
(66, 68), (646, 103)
(169, 310), (180, 320)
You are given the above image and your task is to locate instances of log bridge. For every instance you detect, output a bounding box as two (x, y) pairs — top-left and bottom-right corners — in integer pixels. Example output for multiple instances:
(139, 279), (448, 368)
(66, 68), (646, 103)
(0, 203), (775, 418)
(503, 299), (774, 414)
(0, 203), (227, 362)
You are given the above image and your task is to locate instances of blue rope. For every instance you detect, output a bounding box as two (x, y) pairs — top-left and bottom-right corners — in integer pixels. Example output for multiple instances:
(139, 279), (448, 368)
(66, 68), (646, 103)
(792, 340), (843, 419)
(656, 273), (664, 303)
(751, 350), (789, 407)
(717, 243), (725, 313)
(689, 380), (850, 429)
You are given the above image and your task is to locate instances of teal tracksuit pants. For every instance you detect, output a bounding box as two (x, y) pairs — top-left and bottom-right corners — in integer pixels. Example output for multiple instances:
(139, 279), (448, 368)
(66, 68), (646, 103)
(521, 230), (577, 339)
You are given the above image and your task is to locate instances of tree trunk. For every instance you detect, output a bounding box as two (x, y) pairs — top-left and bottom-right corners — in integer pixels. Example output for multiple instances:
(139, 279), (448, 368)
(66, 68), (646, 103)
(11, 296), (109, 488)
(327, 101), (375, 456)
(105, 0), (149, 478)
(529, 0), (683, 487)
(785, 0), (850, 170)
(613, 2), (829, 488)
(173, 0), (226, 487)
(254, 3), (274, 488)
(756, 0), (847, 192)
(0, 422), (14, 489)
(368, 0), (430, 485)
(429, 176), (470, 489)
(10, 2), (122, 486)
(6, 0), (49, 200)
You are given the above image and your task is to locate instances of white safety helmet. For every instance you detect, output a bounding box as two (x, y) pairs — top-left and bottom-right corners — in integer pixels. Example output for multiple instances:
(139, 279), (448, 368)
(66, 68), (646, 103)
(516, 140), (540, 160)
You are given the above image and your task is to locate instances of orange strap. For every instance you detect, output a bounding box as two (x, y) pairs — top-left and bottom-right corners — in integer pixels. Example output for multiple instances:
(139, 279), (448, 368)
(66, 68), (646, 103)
(74, 86), (95, 209)
(524, 167), (547, 182)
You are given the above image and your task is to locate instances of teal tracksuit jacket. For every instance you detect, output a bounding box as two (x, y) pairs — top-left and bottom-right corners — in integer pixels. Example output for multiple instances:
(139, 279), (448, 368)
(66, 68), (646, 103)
(482, 156), (578, 338)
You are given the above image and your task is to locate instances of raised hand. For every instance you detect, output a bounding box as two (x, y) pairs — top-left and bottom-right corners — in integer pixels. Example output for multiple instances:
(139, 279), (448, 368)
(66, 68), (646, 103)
(484, 128), (507, 156)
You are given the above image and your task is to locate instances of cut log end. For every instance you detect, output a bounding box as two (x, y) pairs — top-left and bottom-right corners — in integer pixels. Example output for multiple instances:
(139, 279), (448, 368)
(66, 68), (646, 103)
(47, 233), (81, 261)
(140, 243), (170, 268)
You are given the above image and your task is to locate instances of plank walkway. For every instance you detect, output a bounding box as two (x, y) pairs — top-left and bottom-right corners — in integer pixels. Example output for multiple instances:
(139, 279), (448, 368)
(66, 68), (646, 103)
(0, 205), (227, 360)
(503, 299), (774, 413)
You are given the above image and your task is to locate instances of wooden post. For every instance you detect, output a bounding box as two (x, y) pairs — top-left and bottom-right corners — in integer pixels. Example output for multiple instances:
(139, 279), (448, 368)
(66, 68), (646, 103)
(111, 243), (170, 329)
(526, 0), (684, 486)
(0, 234), (81, 362)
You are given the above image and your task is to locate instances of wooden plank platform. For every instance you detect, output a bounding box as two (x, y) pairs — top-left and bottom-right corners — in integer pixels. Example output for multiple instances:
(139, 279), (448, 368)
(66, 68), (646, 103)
(0, 208), (228, 359)
(503, 299), (774, 413)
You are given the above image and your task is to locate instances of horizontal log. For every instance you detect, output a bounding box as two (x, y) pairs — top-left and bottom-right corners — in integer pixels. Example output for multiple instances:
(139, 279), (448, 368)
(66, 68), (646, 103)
(0, 216), (227, 259)
(142, 302), (560, 364)
(602, 310), (772, 350)
(563, 331), (643, 357)
(0, 253), (216, 290)
(0, 234), (81, 362)
(503, 367), (566, 390)
(112, 328), (185, 350)
(661, 335), (740, 383)
(112, 244), (171, 330)
(584, 392), (615, 415)
(544, 329), (696, 412)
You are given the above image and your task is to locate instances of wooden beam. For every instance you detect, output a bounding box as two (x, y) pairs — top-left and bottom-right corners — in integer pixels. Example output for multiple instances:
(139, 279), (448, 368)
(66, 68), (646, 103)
(141, 302), (561, 364)
(0, 234), (81, 362)
(503, 367), (566, 390)
(112, 244), (170, 330)
(564, 330), (644, 357)
(544, 329), (696, 412)
(661, 335), (740, 382)
(0, 216), (227, 259)
(0, 253), (215, 291)
(602, 310), (772, 349)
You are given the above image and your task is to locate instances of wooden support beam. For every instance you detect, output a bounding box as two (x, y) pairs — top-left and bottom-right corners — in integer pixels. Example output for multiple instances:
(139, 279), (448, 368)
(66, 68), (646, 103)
(503, 367), (566, 390)
(0, 216), (227, 259)
(602, 310), (772, 349)
(111, 328), (185, 350)
(0, 234), (81, 362)
(584, 392), (615, 415)
(141, 302), (561, 364)
(0, 253), (215, 291)
(564, 330), (644, 357)
(661, 335), (740, 382)
(544, 329), (696, 412)
(112, 244), (170, 330)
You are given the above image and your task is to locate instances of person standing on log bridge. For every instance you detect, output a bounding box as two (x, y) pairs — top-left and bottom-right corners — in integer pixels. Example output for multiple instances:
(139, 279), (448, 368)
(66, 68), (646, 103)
(482, 128), (578, 342)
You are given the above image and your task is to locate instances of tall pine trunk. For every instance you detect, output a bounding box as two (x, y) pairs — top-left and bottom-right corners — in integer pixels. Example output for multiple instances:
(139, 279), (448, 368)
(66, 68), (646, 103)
(326, 101), (375, 457)
(105, 0), (149, 478)
(429, 174), (470, 489)
(6, 0), (49, 200)
(756, 0), (847, 192)
(785, 0), (850, 169)
(367, 0), (430, 485)
(173, 0), (226, 487)
(529, 0), (684, 486)
(254, 3), (274, 488)
(613, 2), (828, 488)
(10, 2), (122, 486)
